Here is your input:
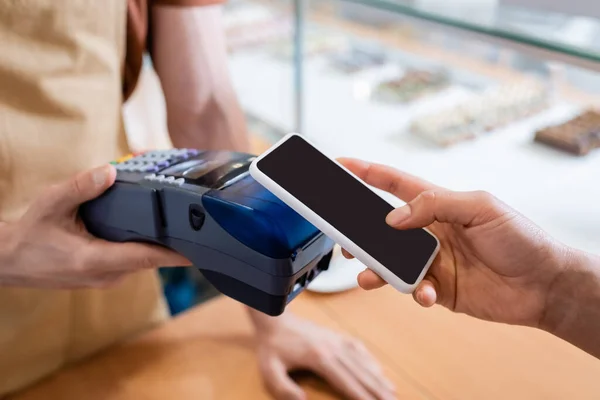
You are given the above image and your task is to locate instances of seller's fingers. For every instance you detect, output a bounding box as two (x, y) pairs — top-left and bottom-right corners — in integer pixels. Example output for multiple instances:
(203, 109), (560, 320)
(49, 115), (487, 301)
(357, 269), (387, 290)
(262, 357), (306, 400)
(87, 271), (130, 289)
(337, 158), (438, 202)
(87, 241), (192, 272)
(338, 352), (396, 400)
(412, 279), (438, 308)
(341, 248), (354, 259)
(346, 340), (396, 395)
(386, 190), (506, 229)
(315, 356), (378, 400)
(45, 164), (117, 216)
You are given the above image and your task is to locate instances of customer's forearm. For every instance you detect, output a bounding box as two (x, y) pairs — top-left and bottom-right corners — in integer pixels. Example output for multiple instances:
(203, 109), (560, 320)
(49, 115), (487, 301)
(541, 248), (600, 358)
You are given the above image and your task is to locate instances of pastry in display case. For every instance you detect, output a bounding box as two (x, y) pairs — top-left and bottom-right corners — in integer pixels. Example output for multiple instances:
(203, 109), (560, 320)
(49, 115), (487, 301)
(534, 110), (600, 156)
(269, 29), (349, 61)
(409, 109), (477, 147)
(227, 19), (292, 52)
(327, 44), (388, 74)
(410, 80), (550, 147)
(372, 69), (451, 104)
(224, 1), (291, 52)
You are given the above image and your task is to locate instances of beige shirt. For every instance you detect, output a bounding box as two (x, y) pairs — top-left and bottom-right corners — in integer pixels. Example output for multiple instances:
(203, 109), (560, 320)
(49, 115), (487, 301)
(0, 0), (168, 395)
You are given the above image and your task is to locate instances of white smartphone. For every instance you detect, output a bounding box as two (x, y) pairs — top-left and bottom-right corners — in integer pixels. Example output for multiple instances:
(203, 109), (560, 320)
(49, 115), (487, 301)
(249, 133), (440, 294)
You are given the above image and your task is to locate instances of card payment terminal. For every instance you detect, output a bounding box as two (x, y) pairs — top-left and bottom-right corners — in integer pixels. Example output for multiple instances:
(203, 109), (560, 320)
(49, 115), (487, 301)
(80, 149), (334, 316)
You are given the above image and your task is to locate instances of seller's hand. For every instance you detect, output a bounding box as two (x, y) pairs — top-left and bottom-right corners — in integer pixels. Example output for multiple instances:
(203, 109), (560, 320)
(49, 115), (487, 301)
(0, 164), (190, 289)
(254, 313), (396, 400)
(337, 158), (571, 328)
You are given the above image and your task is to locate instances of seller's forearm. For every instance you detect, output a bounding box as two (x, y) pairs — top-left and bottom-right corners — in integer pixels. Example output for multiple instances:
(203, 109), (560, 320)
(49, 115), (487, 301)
(167, 91), (248, 152)
(246, 306), (283, 334)
(152, 4), (250, 153)
(541, 248), (600, 358)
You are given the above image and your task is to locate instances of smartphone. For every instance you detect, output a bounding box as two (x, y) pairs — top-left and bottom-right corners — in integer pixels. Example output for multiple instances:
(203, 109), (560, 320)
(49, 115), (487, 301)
(249, 133), (440, 294)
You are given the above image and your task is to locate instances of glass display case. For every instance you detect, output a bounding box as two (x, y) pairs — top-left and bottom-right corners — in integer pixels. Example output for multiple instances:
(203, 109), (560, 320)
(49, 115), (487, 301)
(223, 0), (600, 255)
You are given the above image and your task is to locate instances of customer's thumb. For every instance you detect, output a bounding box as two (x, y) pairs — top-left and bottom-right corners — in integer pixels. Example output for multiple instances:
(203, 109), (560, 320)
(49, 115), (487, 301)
(386, 190), (500, 229)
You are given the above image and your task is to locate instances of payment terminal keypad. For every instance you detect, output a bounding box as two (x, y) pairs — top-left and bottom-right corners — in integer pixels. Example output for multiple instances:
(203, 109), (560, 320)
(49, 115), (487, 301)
(111, 149), (200, 173)
(110, 149), (254, 189)
(110, 149), (201, 185)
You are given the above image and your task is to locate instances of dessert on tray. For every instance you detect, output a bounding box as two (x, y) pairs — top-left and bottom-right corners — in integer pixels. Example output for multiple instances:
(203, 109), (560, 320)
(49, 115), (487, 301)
(410, 80), (550, 147)
(227, 19), (292, 52)
(269, 30), (349, 61)
(328, 44), (388, 74)
(372, 69), (450, 104)
(534, 109), (600, 156)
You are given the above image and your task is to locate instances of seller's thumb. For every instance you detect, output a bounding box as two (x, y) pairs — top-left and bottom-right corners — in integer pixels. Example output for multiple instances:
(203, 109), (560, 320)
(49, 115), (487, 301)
(48, 164), (116, 215)
(386, 190), (502, 229)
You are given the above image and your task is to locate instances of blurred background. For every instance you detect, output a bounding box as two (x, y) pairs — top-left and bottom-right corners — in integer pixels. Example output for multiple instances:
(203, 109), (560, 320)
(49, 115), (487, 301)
(122, 0), (600, 314)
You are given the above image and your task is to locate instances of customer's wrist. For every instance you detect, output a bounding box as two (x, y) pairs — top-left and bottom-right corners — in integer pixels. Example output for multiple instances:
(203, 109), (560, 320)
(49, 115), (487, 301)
(540, 246), (600, 337)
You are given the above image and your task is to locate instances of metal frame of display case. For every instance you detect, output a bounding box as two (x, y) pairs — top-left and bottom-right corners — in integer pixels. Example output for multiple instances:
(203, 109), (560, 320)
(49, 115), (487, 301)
(225, 0), (600, 134)
(293, 0), (306, 134)
(502, 0), (600, 19)
(289, 0), (600, 133)
(341, 0), (600, 70)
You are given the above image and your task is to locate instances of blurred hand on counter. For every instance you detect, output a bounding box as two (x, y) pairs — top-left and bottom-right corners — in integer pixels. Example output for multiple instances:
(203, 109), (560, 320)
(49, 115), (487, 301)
(338, 158), (600, 359)
(249, 310), (396, 400)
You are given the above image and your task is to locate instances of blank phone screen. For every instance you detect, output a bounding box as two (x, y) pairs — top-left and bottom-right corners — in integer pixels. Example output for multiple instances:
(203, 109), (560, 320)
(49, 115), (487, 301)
(257, 135), (438, 284)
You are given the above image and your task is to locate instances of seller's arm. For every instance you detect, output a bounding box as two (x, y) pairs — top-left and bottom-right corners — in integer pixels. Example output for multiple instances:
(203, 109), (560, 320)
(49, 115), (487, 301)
(150, 7), (396, 400)
(151, 3), (249, 152)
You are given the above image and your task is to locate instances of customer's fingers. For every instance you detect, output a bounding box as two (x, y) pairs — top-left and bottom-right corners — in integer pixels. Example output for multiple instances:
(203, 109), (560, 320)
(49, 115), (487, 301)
(337, 158), (438, 202)
(413, 279), (438, 308)
(357, 270), (387, 290)
(341, 248), (354, 259)
(387, 190), (506, 229)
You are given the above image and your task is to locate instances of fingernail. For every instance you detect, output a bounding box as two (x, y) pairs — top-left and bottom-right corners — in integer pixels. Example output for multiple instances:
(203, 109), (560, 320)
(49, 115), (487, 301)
(352, 159), (370, 169)
(417, 285), (436, 307)
(339, 157), (368, 169)
(424, 285), (437, 304)
(92, 165), (110, 186)
(386, 205), (411, 226)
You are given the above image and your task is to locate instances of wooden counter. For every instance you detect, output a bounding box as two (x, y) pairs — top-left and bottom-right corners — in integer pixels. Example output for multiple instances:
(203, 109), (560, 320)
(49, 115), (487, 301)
(11, 286), (600, 400)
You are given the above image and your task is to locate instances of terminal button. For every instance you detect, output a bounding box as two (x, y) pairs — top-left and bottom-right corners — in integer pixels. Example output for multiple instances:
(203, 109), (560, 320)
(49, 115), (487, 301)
(189, 204), (205, 231)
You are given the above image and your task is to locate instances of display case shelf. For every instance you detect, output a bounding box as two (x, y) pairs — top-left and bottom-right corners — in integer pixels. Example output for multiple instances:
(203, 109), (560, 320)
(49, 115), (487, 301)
(223, 0), (600, 255)
(337, 0), (600, 72)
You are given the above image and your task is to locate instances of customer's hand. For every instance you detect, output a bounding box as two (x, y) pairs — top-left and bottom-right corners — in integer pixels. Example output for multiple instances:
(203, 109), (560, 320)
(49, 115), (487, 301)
(337, 158), (571, 328)
(254, 313), (396, 400)
(0, 164), (190, 289)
